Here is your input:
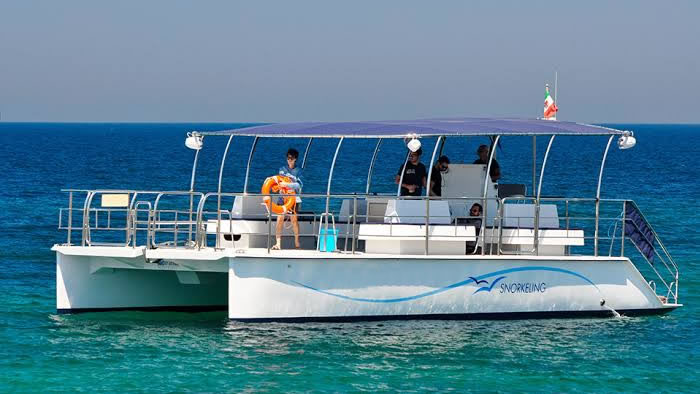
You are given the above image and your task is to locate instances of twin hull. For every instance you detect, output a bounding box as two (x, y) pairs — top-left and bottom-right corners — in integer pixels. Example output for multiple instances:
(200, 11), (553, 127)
(56, 247), (671, 319)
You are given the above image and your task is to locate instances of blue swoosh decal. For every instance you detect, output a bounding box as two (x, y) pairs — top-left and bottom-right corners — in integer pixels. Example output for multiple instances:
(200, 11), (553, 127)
(473, 276), (506, 294)
(290, 266), (598, 303)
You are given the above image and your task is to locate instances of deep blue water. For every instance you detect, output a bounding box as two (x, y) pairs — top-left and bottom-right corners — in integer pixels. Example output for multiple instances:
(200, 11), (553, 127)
(0, 122), (698, 391)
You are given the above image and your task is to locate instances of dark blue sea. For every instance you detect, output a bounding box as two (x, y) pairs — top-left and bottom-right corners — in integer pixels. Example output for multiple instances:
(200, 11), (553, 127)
(0, 122), (698, 392)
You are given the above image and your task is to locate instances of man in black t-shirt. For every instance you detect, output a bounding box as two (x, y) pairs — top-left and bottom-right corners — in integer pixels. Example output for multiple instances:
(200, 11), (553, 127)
(395, 148), (427, 196)
(473, 144), (501, 182)
(430, 155), (450, 197)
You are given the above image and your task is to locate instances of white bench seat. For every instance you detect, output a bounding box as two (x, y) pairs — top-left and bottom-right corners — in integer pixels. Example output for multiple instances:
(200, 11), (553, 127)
(482, 228), (584, 246)
(358, 223), (476, 241)
(359, 223), (476, 255)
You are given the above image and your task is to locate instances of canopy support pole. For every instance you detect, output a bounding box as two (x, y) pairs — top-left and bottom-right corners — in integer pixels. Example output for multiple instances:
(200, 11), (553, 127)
(535, 135), (556, 256)
(215, 135), (234, 249)
(425, 136), (444, 255)
(438, 136), (447, 158)
(188, 147), (201, 244)
(365, 138), (383, 195)
(396, 150), (411, 196)
(243, 136), (259, 194)
(481, 135), (501, 256)
(323, 137), (344, 244)
(595, 136), (615, 257)
(325, 137), (345, 215)
(426, 136), (443, 197)
(301, 138), (313, 169)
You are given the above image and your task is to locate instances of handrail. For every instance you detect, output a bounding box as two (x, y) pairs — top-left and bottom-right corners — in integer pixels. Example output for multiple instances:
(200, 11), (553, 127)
(57, 188), (680, 307)
(63, 189), (644, 250)
(623, 200), (679, 303)
(58, 188), (680, 305)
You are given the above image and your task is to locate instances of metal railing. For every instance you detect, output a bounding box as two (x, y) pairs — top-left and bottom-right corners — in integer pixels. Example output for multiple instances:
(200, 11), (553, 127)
(57, 188), (679, 303)
(621, 200), (679, 304)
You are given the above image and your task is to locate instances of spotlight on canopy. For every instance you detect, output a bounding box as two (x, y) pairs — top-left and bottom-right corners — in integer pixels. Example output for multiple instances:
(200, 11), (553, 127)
(618, 134), (636, 150)
(185, 132), (203, 150)
(406, 136), (422, 153)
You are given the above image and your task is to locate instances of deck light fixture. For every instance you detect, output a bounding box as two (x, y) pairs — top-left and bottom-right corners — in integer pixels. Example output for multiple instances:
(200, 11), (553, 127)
(406, 135), (421, 152)
(618, 133), (636, 150)
(185, 132), (203, 150)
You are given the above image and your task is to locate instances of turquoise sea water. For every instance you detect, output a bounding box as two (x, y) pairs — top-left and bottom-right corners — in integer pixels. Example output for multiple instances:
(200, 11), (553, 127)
(0, 123), (698, 392)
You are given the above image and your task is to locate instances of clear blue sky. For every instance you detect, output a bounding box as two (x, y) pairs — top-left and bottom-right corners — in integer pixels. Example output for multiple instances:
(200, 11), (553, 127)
(1, 1), (698, 123)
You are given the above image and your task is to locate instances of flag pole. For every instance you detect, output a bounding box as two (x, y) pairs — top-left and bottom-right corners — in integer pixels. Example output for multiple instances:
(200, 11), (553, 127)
(554, 71), (558, 115)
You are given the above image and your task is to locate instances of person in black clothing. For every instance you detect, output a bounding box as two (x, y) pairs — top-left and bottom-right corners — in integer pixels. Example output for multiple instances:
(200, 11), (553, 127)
(395, 148), (427, 196)
(429, 155), (450, 197)
(465, 203), (483, 254)
(473, 144), (501, 182)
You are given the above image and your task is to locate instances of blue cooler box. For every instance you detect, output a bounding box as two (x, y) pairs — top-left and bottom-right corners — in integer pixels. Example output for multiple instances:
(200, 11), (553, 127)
(318, 228), (338, 252)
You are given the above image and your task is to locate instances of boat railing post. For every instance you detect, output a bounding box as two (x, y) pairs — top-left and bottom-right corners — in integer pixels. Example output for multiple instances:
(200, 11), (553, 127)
(532, 136), (537, 198)
(229, 200), (234, 249)
(267, 197), (272, 253)
(594, 198), (600, 257)
(425, 195), (430, 255)
(127, 192), (139, 247)
(67, 191), (73, 245)
(621, 200), (626, 256)
(533, 202), (540, 256)
(675, 272), (679, 304)
(148, 202), (154, 248)
(565, 199), (570, 255)
(85, 192), (93, 246)
(131, 199), (138, 248)
(497, 197), (504, 255)
(81, 201), (86, 246)
(352, 194), (357, 254)
(188, 191), (194, 245)
(173, 210), (178, 247)
(81, 191), (93, 246)
(128, 194), (134, 247)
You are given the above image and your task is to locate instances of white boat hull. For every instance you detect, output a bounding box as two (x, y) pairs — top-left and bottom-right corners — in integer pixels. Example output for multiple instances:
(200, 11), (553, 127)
(228, 254), (677, 321)
(52, 246), (678, 319)
(55, 246), (228, 313)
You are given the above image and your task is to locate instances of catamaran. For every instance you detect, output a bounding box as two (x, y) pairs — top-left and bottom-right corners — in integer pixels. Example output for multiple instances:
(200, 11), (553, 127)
(53, 117), (680, 321)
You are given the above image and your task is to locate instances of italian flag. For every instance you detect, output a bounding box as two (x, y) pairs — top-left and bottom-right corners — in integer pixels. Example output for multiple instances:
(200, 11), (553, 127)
(543, 85), (558, 120)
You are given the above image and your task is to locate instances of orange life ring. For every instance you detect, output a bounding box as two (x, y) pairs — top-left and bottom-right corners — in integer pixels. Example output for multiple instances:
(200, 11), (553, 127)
(262, 175), (296, 214)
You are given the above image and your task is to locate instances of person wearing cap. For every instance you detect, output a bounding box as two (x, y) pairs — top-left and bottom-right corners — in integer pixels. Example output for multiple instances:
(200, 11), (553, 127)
(395, 148), (427, 196)
(429, 155), (450, 197)
(473, 144), (501, 182)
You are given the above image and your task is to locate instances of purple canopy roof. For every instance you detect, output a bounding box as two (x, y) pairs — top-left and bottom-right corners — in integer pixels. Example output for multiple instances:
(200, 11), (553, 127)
(199, 117), (626, 138)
